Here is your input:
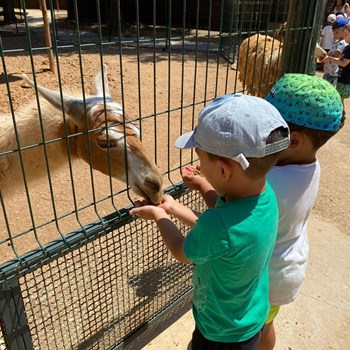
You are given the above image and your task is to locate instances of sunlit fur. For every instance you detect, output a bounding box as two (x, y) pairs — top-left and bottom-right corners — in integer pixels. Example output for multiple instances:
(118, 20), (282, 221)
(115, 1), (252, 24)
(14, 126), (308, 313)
(237, 23), (326, 98)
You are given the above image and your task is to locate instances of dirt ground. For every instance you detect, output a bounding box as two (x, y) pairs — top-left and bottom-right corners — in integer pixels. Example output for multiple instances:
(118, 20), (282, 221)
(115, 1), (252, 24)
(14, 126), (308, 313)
(1, 9), (349, 349)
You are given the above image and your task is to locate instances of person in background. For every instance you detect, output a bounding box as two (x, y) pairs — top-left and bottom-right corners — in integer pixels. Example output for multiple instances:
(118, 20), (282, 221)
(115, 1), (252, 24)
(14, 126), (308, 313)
(130, 94), (290, 350)
(335, 10), (347, 17)
(322, 20), (350, 118)
(329, 0), (350, 17)
(180, 74), (344, 350)
(321, 14), (337, 54)
(323, 17), (348, 86)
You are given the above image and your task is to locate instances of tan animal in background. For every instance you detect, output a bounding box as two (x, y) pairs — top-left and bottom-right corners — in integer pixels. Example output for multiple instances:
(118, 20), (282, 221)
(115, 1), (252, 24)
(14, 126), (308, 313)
(0, 65), (163, 204)
(237, 23), (327, 98)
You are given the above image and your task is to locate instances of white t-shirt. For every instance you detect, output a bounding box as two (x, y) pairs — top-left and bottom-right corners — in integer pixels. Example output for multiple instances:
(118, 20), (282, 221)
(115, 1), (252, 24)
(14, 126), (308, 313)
(266, 161), (320, 306)
(324, 39), (346, 76)
(321, 25), (334, 51)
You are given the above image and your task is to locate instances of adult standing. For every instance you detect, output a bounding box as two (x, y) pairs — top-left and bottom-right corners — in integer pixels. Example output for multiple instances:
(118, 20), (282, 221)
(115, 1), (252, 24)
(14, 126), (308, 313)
(329, 0), (350, 17)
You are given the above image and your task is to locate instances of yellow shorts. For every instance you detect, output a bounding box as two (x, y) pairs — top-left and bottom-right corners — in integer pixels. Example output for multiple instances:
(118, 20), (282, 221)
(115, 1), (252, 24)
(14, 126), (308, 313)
(266, 305), (280, 324)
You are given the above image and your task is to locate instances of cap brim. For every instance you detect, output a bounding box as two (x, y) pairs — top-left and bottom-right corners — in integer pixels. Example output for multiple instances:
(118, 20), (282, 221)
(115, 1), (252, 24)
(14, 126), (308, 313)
(175, 130), (197, 149)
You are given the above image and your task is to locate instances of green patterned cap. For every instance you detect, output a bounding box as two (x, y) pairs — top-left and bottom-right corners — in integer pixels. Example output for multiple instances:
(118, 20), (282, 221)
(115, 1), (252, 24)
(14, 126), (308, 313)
(265, 74), (342, 131)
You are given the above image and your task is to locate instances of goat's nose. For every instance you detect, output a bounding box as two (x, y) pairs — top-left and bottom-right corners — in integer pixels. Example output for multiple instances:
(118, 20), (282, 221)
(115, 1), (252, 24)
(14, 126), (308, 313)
(144, 177), (163, 204)
(144, 177), (162, 195)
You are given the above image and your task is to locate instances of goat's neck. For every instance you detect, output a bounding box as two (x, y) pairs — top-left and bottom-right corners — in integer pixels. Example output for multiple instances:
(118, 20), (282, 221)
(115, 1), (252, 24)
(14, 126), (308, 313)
(17, 100), (78, 152)
(0, 100), (79, 192)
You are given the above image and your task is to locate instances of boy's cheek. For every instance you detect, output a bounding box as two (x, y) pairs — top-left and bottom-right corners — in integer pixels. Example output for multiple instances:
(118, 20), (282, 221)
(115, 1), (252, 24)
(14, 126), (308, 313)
(275, 147), (292, 165)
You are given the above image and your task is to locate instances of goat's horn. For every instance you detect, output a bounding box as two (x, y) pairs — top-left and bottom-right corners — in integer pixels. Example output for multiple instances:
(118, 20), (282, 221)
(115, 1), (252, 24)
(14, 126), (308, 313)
(93, 64), (111, 98)
(21, 74), (85, 123)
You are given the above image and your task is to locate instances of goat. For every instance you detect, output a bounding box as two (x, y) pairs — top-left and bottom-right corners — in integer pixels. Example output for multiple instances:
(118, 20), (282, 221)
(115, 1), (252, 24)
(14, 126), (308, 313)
(237, 24), (327, 98)
(0, 65), (163, 204)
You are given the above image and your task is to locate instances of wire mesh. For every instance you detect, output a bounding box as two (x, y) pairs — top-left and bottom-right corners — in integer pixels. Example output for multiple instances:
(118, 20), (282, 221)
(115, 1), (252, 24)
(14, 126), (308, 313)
(2, 190), (204, 350)
(0, 0), (325, 348)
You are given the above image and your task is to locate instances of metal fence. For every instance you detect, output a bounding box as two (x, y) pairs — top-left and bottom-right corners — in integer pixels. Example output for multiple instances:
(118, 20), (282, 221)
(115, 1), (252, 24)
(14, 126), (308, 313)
(0, 0), (325, 349)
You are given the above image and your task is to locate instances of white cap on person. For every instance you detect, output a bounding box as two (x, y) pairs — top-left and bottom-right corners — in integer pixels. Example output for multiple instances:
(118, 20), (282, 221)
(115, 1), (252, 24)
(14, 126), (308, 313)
(175, 94), (290, 170)
(327, 14), (337, 23)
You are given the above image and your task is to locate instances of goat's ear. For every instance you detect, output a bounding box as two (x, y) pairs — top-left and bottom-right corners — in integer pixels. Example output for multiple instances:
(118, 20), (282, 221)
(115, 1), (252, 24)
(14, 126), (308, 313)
(96, 127), (122, 149)
(22, 74), (87, 126)
(93, 64), (111, 98)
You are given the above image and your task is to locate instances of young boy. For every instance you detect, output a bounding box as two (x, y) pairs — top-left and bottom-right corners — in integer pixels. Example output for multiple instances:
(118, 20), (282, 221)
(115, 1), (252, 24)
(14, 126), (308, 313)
(130, 94), (290, 349)
(323, 17), (348, 86)
(320, 14), (337, 54)
(180, 75), (343, 350)
(322, 21), (350, 117)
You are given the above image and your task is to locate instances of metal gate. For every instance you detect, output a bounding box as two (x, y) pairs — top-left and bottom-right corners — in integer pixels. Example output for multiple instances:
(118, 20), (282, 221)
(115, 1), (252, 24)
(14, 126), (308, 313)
(0, 0), (325, 349)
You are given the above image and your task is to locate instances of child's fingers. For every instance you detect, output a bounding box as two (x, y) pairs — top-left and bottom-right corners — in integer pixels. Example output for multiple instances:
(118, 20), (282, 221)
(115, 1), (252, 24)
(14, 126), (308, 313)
(130, 206), (150, 217)
(129, 207), (139, 216)
(161, 194), (174, 202)
(129, 200), (151, 217)
(133, 200), (146, 208)
(180, 166), (191, 176)
(181, 165), (200, 177)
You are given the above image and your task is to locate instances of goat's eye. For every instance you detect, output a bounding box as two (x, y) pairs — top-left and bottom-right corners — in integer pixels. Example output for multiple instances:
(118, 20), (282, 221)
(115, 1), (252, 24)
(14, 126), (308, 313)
(97, 138), (117, 148)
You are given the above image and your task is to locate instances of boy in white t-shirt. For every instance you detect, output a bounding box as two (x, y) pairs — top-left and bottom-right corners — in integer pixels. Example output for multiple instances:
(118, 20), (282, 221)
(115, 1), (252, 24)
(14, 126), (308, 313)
(323, 17), (348, 85)
(180, 74), (344, 350)
(321, 14), (337, 53)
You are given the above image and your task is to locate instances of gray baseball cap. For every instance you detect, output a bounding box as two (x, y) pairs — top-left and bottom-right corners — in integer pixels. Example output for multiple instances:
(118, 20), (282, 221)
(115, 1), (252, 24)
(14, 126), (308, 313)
(175, 93), (290, 170)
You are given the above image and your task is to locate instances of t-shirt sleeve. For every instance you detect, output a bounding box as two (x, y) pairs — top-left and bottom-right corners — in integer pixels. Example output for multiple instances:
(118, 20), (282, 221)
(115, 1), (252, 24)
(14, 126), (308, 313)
(343, 45), (350, 59)
(183, 209), (230, 265)
(335, 41), (346, 53)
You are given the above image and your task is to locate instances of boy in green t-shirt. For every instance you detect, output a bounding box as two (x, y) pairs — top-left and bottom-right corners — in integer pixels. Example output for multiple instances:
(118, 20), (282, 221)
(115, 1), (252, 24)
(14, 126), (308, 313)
(130, 94), (290, 349)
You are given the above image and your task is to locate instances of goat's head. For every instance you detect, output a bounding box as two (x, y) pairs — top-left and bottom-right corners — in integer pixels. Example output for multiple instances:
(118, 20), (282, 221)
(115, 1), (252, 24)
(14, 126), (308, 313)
(22, 65), (163, 204)
(275, 22), (288, 43)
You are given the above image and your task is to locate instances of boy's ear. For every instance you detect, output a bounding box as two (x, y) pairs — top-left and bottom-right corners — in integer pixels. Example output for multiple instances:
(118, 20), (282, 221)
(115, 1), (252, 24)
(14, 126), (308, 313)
(289, 131), (303, 149)
(217, 158), (234, 181)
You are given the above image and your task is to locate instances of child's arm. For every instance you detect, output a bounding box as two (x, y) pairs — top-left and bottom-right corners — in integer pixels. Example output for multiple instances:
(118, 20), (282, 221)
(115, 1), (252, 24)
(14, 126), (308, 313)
(321, 55), (350, 67)
(181, 165), (218, 208)
(159, 195), (200, 227)
(332, 50), (342, 59)
(129, 201), (191, 264)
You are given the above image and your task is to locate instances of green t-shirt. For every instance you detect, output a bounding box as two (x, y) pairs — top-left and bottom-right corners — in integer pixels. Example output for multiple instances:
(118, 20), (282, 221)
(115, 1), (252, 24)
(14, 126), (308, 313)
(184, 183), (278, 342)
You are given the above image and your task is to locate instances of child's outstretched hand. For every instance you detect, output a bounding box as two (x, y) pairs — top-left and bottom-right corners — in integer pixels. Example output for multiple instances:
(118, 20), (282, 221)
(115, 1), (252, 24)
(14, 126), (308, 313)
(181, 165), (218, 208)
(181, 165), (206, 191)
(320, 55), (331, 63)
(129, 199), (166, 221)
(158, 194), (177, 214)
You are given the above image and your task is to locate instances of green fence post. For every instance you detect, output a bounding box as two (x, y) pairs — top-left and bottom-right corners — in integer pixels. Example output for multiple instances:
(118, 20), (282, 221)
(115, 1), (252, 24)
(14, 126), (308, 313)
(0, 280), (33, 350)
(283, 0), (327, 74)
